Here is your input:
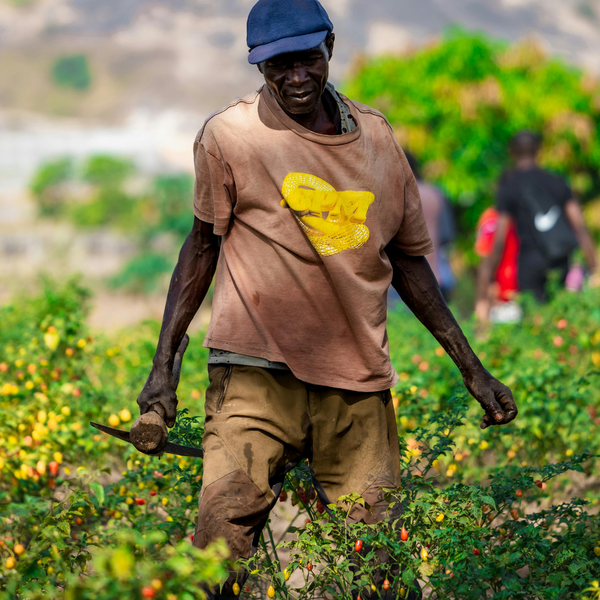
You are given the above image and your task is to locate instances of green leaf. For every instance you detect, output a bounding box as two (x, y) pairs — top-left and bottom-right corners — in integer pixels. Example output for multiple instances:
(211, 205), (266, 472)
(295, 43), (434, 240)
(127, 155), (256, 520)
(90, 482), (105, 506)
(402, 568), (415, 586)
(419, 561), (435, 578)
(481, 496), (496, 509)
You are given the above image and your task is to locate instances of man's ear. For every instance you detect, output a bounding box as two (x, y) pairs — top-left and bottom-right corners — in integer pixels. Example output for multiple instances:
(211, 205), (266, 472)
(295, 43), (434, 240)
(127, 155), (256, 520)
(326, 33), (335, 61)
(257, 63), (264, 74)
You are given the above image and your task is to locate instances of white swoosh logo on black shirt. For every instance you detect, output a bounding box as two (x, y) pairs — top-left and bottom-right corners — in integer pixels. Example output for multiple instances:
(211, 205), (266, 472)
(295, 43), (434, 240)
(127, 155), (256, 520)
(534, 206), (560, 232)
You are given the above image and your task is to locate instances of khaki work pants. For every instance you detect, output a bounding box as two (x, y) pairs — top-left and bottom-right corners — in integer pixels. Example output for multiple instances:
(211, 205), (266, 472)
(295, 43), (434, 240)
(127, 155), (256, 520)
(193, 365), (403, 599)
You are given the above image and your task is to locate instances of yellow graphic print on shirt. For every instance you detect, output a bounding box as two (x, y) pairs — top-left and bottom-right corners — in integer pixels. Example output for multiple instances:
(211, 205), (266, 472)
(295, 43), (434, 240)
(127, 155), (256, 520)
(281, 173), (375, 257)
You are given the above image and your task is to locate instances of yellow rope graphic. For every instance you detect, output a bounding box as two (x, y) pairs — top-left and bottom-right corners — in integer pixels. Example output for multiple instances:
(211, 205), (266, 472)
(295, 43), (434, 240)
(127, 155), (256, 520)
(281, 173), (375, 257)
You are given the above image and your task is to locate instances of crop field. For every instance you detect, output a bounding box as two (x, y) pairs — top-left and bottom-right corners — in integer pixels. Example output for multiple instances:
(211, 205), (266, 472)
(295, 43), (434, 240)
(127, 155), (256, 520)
(0, 279), (599, 599)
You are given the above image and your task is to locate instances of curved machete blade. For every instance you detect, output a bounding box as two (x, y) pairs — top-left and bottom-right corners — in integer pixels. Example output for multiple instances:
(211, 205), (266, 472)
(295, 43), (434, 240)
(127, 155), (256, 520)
(90, 422), (204, 458)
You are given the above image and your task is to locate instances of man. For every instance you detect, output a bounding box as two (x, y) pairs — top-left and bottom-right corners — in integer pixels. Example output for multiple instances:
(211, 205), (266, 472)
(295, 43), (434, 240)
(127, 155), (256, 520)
(137, 1), (517, 597)
(476, 130), (598, 316)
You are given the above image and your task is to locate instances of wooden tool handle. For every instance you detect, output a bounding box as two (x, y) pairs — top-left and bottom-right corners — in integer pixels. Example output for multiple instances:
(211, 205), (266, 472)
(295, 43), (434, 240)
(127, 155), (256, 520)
(172, 334), (189, 388)
(130, 410), (168, 455)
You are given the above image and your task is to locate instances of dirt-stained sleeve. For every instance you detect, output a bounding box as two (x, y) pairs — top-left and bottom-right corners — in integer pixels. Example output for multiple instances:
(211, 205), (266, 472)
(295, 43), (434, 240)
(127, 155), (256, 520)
(391, 167), (435, 257)
(193, 128), (235, 236)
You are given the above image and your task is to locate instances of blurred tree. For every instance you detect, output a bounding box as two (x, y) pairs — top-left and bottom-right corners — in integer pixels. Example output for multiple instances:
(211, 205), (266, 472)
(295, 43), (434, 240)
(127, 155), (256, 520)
(29, 157), (73, 217)
(52, 54), (92, 90)
(108, 174), (194, 292)
(109, 252), (174, 294)
(343, 29), (600, 246)
(69, 155), (139, 228)
(66, 156), (136, 228)
(82, 155), (134, 188)
(70, 187), (137, 229)
(148, 174), (195, 240)
(29, 155), (194, 292)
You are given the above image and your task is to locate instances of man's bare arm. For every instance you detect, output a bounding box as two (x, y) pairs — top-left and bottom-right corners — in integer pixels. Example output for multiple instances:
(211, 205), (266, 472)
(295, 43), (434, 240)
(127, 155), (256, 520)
(564, 199), (599, 273)
(386, 245), (518, 429)
(137, 216), (220, 426)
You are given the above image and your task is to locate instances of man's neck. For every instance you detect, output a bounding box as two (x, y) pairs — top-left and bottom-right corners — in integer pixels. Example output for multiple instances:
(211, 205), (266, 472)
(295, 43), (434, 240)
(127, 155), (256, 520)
(281, 96), (337, 135)
(515, 157), (537, 171)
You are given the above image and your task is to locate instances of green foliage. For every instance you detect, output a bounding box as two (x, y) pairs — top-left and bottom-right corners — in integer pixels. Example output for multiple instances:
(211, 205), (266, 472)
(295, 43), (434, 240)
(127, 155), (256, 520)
(109, 251), (175, 293)
(0, 277), (90, 347)
(248, 398), (600, 599)
(70, 187), (135, 228)
(582, 581), (600, 600)
(29, 155), (194, 290)
(69, 155), (138, 228)
(63, 532), (229, 600)
(1, 281), (600, 597)
(29, 157), (73, 217)
(386, 285), (600, 485)
(106, 174), (194, 292)
(82, 155), (134, 189)
(148, 174), (195, 240)
(52, 55), (91, 91)
(0, 478), (229, 600)
(343, 29), (600, 241)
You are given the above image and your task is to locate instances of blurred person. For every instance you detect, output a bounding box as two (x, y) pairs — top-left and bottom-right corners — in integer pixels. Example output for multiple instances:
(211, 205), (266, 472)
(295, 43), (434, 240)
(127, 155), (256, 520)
(134, 1), (517, 597)
(475, 206), (522, 323)
(405, 151), (457, 301)
(476, 130), (599, 317)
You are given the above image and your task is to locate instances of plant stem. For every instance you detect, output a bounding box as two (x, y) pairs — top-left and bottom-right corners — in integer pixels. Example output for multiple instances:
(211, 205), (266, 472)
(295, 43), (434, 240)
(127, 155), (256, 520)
(276, 509), (303, 547)
(265, 521), (280, 565)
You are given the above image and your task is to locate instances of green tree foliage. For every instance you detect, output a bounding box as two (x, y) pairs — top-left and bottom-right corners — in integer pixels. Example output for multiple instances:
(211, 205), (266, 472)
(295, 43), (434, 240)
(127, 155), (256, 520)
(70, 187), (136, 228)
(29, 157), (73, 217)
(52, 55), (92, 91)
(343, 29), (600, 235)
(149, 174), (195, 240)
(107, 174), (195, 292)
(29, 155), (194, 291)
(82, 155), (134, 189)
(70, 156), (137, 229)
(109, 252), (175, 294)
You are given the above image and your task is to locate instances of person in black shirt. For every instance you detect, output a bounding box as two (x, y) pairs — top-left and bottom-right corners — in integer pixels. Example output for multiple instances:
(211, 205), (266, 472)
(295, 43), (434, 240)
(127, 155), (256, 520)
(476, 131), (598, 316)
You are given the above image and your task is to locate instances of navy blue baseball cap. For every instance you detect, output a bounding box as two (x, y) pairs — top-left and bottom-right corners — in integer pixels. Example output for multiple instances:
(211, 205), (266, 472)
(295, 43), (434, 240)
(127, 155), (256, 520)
(247, 0), (333, 65)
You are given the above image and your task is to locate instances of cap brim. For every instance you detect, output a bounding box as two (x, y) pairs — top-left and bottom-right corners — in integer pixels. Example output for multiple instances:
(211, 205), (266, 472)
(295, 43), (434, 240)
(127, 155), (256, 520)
(248, 30), (328, 65)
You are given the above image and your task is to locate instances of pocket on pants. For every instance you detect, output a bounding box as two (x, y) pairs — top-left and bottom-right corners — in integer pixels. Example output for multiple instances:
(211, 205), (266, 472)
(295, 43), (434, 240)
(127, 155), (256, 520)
(206, 365), (234, 416)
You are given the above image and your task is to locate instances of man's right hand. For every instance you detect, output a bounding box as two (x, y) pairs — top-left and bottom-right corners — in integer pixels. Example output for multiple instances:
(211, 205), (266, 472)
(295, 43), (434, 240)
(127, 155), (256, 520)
(137, 369), (178, 428)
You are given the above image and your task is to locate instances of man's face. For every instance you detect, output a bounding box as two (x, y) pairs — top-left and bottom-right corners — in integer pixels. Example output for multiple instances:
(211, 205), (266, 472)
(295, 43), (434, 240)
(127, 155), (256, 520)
(259, 36), (334, 115)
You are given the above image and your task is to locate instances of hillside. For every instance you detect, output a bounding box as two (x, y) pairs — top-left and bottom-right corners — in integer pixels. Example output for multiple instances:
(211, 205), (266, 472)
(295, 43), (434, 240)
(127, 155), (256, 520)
(2, 0), (600, 122)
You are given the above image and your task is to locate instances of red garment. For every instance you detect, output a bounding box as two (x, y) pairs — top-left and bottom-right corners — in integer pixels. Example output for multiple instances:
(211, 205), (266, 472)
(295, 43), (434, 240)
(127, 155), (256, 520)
(475, 207), (519, 302)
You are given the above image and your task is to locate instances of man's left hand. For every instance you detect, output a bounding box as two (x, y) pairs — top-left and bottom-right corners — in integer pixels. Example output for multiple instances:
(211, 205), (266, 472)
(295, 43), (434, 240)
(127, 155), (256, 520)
(462, 368), (518, 430)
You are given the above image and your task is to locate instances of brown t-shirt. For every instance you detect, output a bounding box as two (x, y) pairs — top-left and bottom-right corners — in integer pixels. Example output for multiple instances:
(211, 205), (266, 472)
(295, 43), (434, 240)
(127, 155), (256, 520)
(194, 85), (433, 392)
